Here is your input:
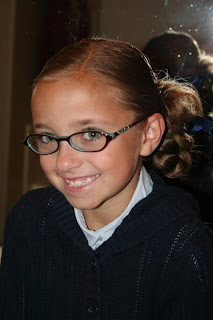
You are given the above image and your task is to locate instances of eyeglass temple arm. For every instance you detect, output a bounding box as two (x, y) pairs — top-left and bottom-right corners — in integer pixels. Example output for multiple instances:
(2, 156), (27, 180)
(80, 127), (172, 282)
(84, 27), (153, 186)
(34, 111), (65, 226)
(113, 119), (145, 138)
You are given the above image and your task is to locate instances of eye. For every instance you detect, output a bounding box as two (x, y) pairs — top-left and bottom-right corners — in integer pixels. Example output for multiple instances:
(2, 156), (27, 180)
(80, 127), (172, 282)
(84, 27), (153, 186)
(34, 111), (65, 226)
(39, 135), (55, 143)
(82, 131), (102, 141)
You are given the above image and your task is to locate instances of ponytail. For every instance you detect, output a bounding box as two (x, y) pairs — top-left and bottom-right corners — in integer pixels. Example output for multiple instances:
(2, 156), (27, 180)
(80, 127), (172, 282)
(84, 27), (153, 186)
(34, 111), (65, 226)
(151, 79), (203, 179)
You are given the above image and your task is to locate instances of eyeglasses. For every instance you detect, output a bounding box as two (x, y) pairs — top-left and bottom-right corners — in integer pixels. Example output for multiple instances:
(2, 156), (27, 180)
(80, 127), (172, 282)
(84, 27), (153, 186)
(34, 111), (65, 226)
(23, 119), (145, 155)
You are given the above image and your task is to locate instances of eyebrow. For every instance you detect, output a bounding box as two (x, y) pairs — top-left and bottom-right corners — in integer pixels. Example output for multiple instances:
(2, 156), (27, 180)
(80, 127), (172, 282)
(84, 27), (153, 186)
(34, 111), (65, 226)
(33, 119), (114, 130)
(72, 119), (113, 127)
(34, 123), (52, 130)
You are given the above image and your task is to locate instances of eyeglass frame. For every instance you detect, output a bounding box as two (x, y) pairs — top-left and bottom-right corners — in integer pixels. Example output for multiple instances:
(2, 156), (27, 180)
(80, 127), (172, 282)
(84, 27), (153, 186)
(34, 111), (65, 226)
(23, 118), (145, 155)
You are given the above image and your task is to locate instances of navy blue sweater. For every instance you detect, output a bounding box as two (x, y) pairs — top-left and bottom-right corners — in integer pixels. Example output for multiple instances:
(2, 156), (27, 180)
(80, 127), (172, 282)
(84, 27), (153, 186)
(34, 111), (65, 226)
(0, 172), (213, 319)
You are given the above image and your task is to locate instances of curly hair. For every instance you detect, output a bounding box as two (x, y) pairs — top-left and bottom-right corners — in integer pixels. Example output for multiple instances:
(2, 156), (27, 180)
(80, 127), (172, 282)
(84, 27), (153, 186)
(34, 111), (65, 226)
(154, 79), (202, 178)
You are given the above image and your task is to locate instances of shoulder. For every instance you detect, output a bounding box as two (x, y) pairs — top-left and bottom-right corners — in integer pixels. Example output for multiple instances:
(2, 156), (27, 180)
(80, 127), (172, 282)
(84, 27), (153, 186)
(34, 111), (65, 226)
(0, 186), (55, 262)
(149, 174), (213, 293)
(9, 185), (53, 215)
(4, 185), (76, 239)
(147, 174), (213, 310)
(132, 170), (213, 261)
(148, 171), (213, 249)
(148, 170), (200, 215)
(5, 186), (53, 234)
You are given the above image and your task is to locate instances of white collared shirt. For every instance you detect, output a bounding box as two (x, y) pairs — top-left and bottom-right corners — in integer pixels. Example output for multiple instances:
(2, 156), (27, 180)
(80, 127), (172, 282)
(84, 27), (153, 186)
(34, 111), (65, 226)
(74, 166), (153, 250)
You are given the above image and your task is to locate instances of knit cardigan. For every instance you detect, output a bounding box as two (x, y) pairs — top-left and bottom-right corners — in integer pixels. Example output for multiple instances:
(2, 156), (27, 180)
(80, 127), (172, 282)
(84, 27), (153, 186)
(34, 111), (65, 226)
(0, 172), (213, 320)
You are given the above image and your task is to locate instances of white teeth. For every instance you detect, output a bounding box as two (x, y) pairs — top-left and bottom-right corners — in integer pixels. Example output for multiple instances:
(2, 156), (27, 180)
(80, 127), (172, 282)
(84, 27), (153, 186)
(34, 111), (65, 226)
(75, 180), (82, 187)
(65, 175), (99, 188)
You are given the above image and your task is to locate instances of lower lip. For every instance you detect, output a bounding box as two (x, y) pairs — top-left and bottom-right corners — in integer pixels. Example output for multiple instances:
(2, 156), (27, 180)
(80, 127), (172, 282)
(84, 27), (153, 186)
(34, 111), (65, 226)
(63, 175), (99, 193)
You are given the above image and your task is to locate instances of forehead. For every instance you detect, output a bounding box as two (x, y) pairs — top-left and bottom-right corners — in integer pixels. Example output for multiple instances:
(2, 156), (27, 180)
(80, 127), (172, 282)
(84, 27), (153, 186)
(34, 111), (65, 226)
(31, 80), (135, 131)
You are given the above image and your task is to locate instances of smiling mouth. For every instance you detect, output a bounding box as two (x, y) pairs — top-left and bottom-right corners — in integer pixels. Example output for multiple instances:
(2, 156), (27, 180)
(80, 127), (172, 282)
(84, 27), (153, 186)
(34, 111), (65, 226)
(65, 174), (99, 188)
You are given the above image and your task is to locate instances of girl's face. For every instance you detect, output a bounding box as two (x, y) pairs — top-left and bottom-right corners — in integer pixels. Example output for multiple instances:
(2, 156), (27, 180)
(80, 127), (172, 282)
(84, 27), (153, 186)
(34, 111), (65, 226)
(31, 79), (145, 217)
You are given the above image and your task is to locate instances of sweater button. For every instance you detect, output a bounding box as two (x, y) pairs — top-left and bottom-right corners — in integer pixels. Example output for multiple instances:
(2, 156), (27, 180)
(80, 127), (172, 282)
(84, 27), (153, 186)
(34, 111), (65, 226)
(90, 258), (97, 271)
(87, 303), (99, 315)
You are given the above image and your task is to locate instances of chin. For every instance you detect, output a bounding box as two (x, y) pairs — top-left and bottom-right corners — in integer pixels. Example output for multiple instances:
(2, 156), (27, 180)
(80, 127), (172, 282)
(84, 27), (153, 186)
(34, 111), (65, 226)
(66, 197), (101, 211)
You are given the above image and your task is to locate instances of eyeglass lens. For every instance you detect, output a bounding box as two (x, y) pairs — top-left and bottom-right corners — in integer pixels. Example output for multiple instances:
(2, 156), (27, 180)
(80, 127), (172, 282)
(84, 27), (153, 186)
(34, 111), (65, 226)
(28, 135), (58, 154)
(71, 132), (106, 151)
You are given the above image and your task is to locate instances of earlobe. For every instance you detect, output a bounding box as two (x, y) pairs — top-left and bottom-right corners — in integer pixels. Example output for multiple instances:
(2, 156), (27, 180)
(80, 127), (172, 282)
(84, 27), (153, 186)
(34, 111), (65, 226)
(140, 113), (165, 156)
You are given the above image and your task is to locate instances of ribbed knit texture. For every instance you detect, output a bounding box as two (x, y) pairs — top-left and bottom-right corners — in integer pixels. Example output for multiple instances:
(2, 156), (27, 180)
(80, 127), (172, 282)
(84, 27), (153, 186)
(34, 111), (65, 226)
(0, 172), (213, 319)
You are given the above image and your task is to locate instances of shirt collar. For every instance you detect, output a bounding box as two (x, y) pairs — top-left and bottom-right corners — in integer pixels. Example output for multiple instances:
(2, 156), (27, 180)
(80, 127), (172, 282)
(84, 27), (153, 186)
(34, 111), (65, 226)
(74, 166), (153, 250)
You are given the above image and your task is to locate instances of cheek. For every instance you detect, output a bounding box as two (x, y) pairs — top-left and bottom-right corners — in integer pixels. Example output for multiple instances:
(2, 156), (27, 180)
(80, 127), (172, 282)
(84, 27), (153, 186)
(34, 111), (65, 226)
(115, 135), (142, 160)
(93, 140), (141, 174)
(40, 155), (54, 177)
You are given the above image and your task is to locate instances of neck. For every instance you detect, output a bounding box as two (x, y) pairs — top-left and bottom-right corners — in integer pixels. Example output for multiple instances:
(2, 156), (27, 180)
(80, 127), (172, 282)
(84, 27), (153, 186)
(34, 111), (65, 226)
(82, 202), (127, 231)
(82, 169), (141, 231)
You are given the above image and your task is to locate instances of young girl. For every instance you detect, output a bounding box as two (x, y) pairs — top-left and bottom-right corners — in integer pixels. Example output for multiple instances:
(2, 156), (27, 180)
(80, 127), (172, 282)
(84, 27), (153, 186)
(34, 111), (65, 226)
(1, 38), (213, 319)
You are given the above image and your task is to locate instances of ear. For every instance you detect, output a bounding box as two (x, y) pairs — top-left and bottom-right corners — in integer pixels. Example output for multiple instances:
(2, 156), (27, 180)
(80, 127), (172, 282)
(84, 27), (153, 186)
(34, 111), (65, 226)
(140, 113), (165, 156)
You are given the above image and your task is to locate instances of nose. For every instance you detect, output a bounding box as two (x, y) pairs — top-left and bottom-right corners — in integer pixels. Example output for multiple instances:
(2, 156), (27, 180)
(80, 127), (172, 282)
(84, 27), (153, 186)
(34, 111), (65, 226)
(56, 141), (83, 173)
